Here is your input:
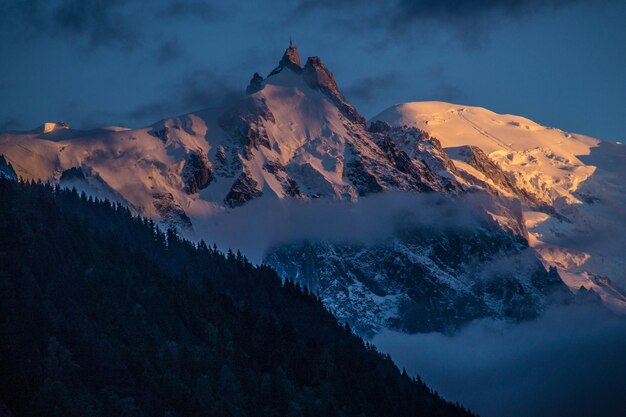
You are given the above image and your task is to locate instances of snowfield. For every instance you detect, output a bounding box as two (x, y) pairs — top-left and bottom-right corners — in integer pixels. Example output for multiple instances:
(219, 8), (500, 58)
(374, 102), (626, 310)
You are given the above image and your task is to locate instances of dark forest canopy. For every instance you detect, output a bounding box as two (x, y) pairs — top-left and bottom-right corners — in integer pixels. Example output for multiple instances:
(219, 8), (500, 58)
(0, 178), (474, 417)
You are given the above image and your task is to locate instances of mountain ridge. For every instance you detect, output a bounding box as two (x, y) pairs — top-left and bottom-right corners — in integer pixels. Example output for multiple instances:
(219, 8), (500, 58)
(0, 43), (623, 334)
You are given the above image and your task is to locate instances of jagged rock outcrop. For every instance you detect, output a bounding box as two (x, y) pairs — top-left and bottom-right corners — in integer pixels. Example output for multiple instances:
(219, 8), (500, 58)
(266, 220), (571, 336)
(447, 145), (551, 212)
(218, 96), (275, 153)
(269, 40), (302, 76)
(303, 57), (366, 127)
(575, 286), (603, 305)
(182, 150), (213, 194)
(149, 126), (170, 143)
(370, 122), (461, 192)
(41, 121), (70, 134)
(0, 155), (17, 180)
(224, 169), (262, 207)
(263, 160), (303, 198)
(152, 192), (193, 231)
(345, 156), (385, 195)
(60, 166), (86, 181)
(452, 146), (518, 191)
(246, 72), (264, 95)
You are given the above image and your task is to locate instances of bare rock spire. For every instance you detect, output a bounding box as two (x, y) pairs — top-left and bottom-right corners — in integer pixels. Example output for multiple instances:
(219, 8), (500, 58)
(269, 39), (302, 76)
(303, 57), (366, 127)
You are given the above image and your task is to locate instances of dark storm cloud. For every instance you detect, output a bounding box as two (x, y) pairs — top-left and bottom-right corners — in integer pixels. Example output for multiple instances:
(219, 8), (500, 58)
(52, 0), (138, 47)
(427, 66), (466, 102)
(0, 0), (139, 48)
(155, 37), (183, 64)
(156, 0), (218, 19)
(389, 0), (581, 24)
(180, 69), (242, 109)
(0, 0), (222, 50)
(344, 73), (400, 102)
(295, 0), (583, 47)
(124, 68), (242, 125)
(391, 0), (583, 48)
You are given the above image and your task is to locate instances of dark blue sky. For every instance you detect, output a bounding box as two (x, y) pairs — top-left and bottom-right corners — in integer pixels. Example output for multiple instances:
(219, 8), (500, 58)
(0, 0), (624, 140)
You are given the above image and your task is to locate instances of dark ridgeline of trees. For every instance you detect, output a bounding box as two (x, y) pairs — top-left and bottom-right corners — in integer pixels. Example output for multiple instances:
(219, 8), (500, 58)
(0, 178), (474, 417)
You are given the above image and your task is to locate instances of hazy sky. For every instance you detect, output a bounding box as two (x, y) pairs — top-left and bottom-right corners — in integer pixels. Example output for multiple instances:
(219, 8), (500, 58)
(0, 0), (624, 140)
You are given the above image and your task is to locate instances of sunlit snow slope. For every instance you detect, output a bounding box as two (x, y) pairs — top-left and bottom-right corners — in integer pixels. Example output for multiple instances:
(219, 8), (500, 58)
(374, 102), (626, 310)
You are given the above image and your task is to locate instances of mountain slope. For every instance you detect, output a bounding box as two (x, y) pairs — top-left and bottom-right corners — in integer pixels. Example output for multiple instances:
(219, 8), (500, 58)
(0, 177), (474, 417)
(373, 101), (626, 310)
(0, 44), (592, 335)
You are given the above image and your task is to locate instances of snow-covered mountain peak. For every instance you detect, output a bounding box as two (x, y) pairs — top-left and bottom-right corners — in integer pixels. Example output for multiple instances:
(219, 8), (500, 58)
(373, 101), (626, 312)
(1, 51), (622, 334)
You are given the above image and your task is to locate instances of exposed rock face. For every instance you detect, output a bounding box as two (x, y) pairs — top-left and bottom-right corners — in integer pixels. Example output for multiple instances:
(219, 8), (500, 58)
(269, 41), (302, 76)
(246, 72), (264, 95)
(373, 122), (457, 175)
(149, 126), (170, 143)
(182, 150), (213, 194)
(455, 145), (519, 191)
(152, 192), (193, 231)
(368, 120), (392, 134)
(447, 145), (551, 211)
(0, 155), (17, 180)
(42, 121), (70, 134)
(263, 160), (303, 198)
(218, 97), (275, 153)
(372, 135), (440, 192)
(224, 169), (262, 207)
(369, 122), (461, 192)
(59, 166), (86, 181)
(303, 57), (366, 127)
(345, 157), (385, 195)
(266, 221), (571, 336)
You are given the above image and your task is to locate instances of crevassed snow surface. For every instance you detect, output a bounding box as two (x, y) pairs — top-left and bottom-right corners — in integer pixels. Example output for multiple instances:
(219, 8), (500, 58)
(374, 101), (626, 310)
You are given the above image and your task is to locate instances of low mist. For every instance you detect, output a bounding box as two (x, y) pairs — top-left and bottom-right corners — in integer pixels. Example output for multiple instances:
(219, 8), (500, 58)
(191, 192), (494, 262)
(373, 304), (626, 417)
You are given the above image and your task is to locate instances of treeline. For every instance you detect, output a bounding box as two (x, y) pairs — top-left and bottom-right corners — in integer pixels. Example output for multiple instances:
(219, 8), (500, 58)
(0, 178), (474, 417)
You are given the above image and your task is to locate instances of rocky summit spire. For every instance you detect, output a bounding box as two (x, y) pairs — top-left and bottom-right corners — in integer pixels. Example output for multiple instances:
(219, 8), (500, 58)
(303, 57), (366, 127)
(269, 39), (302, 76)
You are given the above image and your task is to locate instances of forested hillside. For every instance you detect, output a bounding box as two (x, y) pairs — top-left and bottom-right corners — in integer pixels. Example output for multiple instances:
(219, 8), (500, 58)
(0, 178), (473, 417)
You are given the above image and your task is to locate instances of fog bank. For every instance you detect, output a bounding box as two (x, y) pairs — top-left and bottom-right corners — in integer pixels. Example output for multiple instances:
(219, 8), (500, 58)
(373, 304), (626, 417)
(191, 192), (500, 263)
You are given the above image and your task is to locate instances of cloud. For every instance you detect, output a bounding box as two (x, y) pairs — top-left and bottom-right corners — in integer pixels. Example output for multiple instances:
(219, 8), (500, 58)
(294, 0), (584, 48)
(373, 303), (626, 417)
(123, 67), (242, 126)
(427, 65), (465, 101)
(0, 0), (223, 50)
(190, 192), (500, 263)
(0, 0), (140, 48)
(155, 37), (183, 64)
(156, 0), (218, 19)
(52, 0), (138, 48)
(0, 118), (25, 131)
(344, 73), (400, 102)
(179, 68), (242, 109)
